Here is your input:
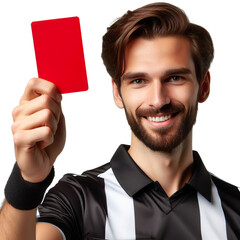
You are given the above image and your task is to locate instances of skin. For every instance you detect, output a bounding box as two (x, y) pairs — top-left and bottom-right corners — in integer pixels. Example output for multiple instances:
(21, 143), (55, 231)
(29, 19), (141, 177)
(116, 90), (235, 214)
(0, 78), (65, 239)
(0, 36), (210, 239)
(113, 36), (210, 196)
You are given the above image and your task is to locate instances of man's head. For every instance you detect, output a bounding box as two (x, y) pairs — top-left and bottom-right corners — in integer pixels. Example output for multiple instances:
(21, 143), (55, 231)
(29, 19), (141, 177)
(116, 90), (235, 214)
(101, 3), (214, 152)
(102, 2), (214, 89)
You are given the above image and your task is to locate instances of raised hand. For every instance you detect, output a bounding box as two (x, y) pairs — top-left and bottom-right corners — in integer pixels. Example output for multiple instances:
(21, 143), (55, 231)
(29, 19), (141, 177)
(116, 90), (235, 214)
(11, 78), (66, 183)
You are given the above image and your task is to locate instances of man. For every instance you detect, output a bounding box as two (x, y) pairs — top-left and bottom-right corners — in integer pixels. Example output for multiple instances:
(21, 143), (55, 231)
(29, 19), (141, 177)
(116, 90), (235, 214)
(0, 2), (239, 240)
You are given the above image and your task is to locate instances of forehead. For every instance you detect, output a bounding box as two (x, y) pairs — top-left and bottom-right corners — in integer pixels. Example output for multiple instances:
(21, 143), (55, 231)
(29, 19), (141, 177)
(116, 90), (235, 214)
(124, 36), (195, 76)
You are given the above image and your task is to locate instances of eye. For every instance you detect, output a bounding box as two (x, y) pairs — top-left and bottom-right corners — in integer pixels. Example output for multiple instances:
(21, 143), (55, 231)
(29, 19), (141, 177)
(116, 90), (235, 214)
(168, 76), (184, 82)
(132, 79), (145, 84)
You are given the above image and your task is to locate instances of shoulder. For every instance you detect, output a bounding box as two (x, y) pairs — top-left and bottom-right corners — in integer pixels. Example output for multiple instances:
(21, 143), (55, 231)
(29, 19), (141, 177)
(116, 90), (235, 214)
(211, 174), (240, 197)
(66, 161), (110, 183)
(51, 162), (111, 194)
(38, 162), (111, 239)
(210, 174), (240, 236)
(39, 162), (111, 218)
(211, 174), (240, 207)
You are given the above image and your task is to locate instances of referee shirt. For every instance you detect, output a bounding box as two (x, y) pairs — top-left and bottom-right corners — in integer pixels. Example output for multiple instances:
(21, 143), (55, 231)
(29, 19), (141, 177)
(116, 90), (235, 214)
(38, 145), (240, 239)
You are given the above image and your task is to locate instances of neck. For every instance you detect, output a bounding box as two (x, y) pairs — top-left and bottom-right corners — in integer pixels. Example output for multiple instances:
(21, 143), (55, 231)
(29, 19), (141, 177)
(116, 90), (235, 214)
(128, 132), (194, 197)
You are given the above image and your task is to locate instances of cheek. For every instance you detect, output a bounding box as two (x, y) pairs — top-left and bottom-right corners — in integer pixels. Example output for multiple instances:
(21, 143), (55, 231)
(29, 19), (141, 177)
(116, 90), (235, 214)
(121, 90), (144, 111)
(170, 84), (199, 106)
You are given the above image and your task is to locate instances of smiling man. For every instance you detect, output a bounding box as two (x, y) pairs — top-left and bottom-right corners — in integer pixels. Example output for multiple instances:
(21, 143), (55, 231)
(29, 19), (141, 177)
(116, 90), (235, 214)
(113, 36), (201, 198)
(1, 2), (240, 240)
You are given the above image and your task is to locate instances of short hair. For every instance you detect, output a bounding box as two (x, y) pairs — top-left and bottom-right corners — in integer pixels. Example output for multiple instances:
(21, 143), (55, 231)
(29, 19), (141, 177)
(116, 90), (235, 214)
(101, 2), (214, 89)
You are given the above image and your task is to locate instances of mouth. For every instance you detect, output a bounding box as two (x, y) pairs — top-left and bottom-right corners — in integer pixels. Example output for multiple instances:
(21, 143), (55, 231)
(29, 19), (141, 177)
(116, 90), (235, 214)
(146, 113), (178, 123)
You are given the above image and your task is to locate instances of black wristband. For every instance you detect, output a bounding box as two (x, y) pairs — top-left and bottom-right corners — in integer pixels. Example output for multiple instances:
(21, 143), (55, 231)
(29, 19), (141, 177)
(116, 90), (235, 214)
(4, 163), (54, 210)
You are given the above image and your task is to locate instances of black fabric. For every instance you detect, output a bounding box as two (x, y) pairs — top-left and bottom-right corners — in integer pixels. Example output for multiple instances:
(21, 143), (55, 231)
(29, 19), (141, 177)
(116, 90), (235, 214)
(111, 144), (152, 196)
(37, 145), (240, 239)
(212, 176), (240, 240)
(187, 151), (212, 201)
(111, 145), (213, 200)
(134, 186), (202, 239)
(38, 163), (109, 240)
(5, 162), (54, 210)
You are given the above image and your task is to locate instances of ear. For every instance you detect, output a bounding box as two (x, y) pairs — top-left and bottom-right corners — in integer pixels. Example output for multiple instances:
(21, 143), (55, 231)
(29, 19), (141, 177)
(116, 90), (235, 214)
(198, 71), (210, 103)
(112, 79), (124, 109)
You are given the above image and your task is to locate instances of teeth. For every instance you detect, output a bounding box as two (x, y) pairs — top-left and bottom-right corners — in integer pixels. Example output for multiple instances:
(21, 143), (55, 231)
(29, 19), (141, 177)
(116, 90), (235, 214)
(147, 115), (171, 122)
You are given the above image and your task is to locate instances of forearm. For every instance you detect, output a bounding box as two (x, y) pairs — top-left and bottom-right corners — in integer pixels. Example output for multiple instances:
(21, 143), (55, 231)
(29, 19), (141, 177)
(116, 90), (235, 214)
(0, 163), (55, 240)
(0, 200), (37, 240)
(0, 78), (65, 240)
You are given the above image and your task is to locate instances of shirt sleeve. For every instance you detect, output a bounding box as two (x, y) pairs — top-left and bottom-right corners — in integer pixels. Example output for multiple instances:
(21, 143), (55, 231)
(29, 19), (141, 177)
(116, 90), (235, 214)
(37, 174), (84, 240)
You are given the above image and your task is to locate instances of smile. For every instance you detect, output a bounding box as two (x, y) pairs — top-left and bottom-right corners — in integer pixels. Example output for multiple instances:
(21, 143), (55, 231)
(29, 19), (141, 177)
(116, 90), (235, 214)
(147, 115), (171, 122)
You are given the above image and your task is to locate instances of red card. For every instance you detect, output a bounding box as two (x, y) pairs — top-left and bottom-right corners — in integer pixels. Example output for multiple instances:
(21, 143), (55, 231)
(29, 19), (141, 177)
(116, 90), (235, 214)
(31, 17), (88, 94)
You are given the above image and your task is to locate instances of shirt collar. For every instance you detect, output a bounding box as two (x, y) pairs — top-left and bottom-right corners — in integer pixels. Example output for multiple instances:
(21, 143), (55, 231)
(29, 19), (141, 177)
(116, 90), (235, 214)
(110, 145), (212, 202)
(110, 144), (152, 196)
(187, 151), (212, 202)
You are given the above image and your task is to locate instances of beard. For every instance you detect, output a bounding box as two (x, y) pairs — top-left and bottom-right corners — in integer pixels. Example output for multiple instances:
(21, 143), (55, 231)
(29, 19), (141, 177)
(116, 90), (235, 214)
(123, 100), (198, 152)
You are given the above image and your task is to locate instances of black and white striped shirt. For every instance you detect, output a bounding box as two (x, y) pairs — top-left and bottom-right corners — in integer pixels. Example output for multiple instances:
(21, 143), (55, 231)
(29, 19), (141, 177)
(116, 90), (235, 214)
(38, 145), (240, 239)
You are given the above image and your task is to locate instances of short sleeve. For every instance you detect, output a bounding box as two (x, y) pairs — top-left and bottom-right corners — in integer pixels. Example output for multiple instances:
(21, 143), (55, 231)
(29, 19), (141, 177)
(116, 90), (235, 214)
(37, 174), (85, 240)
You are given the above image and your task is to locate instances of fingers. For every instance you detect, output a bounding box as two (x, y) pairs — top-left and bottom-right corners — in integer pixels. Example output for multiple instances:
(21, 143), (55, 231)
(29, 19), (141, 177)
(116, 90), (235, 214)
(12, 109), (58, 135)
(13, 127), (54, 150)
(12, 78), (63, 150)
(11, 78), (66, 183)
(20, 78), (62, 103)
(12, 94), (61, 123)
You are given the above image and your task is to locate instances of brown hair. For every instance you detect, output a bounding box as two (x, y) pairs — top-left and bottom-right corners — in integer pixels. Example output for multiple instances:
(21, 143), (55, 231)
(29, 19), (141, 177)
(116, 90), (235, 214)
(101, 2), (214, 89)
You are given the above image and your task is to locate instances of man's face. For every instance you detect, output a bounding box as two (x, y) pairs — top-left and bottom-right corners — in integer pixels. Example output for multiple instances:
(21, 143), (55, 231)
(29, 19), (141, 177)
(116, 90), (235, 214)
(113, 36), (202, 152)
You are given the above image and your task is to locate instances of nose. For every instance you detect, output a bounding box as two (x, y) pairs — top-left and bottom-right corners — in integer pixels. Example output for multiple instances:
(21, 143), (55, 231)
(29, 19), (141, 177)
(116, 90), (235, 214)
(148, 80), (170, 109)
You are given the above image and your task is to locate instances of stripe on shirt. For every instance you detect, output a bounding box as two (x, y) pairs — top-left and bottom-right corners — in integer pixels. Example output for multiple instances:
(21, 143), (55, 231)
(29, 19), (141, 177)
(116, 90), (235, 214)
(99, 168), (136, 239)
(197, 180), (227, 240)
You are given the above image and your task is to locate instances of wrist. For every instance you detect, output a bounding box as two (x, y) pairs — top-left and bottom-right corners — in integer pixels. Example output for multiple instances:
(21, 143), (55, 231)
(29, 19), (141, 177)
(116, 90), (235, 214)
(4, 163), (54, 210)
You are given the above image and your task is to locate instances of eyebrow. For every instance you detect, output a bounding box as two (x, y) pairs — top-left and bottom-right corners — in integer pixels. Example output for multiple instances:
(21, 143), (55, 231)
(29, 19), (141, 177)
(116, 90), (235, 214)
(122, 68), (193, 81)
(122, 72), (149, 81)
(164, 68), (192, 76)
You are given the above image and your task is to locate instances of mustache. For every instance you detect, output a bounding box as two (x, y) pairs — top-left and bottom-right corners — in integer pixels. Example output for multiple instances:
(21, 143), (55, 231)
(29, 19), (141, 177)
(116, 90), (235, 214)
(136, 102), (185, 117)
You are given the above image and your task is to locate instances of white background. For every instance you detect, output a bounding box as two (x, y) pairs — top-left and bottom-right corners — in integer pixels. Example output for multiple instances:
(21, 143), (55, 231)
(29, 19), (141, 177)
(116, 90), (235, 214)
(0, 0), (239, 202)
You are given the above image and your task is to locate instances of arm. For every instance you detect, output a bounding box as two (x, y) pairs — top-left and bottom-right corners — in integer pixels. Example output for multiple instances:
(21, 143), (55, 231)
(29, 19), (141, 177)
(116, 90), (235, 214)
(0, 78), (66, 240)
(0, 201), (63, 240)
